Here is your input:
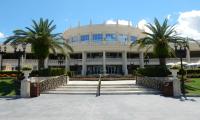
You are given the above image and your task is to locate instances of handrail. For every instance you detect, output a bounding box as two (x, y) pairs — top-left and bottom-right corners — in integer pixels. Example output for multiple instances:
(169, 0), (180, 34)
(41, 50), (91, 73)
(96, 74), (102, 97)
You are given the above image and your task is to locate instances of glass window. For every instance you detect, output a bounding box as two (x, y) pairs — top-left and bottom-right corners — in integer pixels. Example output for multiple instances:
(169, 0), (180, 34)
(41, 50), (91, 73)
(81, 34), (89, 42)
(118, 34), (128, 43)
(70, 36), (79, 42)
(130, 36), (137, 42)
(92, 34), (103, 41)
(106, 33), (116, 41)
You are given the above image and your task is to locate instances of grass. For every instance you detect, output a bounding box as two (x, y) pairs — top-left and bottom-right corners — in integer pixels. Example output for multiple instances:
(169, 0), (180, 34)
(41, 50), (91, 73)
(0, 78), (16, 96)
(185, 78), (200, 96)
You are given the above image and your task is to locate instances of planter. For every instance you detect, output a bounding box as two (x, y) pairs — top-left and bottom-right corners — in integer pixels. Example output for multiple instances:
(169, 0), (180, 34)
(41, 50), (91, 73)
(23, 70), (32, 80)
(170, 69), (179, 78)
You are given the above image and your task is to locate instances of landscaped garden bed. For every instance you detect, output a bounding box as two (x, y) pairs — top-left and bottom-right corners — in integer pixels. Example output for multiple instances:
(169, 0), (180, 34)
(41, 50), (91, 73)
(0, 78), (16, 96)
(185, 78), (200, 96)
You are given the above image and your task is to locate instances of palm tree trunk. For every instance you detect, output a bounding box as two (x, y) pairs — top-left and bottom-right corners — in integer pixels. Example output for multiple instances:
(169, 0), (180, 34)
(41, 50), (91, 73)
(159, 58), (166, 66)
(38, 58), (45, 70)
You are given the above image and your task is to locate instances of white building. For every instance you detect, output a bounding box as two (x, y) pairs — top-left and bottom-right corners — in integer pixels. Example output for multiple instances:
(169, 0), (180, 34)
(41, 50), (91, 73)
(1, 21), (200, 75)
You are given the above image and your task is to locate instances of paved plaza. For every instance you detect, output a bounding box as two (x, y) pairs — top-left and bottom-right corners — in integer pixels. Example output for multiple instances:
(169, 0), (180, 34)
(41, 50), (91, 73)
(0, 94), (199, 120)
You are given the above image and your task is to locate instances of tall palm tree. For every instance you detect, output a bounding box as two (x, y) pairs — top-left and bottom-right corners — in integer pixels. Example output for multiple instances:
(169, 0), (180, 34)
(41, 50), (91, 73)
(131, 18), (184, 66)
(4, 18), (73, 70)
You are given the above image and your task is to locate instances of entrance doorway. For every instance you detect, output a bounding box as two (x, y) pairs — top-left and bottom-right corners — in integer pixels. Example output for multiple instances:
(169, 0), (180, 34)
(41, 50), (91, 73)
(106, 65), (122, 75)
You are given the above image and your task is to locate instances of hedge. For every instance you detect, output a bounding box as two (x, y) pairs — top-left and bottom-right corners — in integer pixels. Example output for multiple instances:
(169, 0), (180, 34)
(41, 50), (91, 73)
(136, 66), (171, 77)
(186, 69), (200, 78)
(29, 68), (74, 77)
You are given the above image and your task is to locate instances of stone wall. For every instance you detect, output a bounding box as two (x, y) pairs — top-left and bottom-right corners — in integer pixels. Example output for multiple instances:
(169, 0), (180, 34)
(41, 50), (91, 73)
(39, 75), (68, 93)
(136, 76), (172, 90)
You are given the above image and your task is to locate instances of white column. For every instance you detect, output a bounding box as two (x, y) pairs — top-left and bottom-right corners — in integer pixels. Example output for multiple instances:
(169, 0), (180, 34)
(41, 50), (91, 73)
(82, 52), (86, 76)
(0, 54), (2, 70)
(103, 51), (106, 75)
(44, 57), (48, 69)
(139, 52), (144, 68)
(186, 48), (190, 63)
(65, 56), (70, 71)
(122, 51), (128, 75)
(21, 54), (26, 68)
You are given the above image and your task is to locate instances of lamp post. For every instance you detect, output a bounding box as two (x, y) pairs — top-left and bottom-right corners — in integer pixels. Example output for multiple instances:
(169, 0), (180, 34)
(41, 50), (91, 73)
(174, 41), (187, 97)
(144, 55), (149, 65)
(0, 45), (6, 70)
(11, 43), (27, 78)
(57, 55), (65, 67)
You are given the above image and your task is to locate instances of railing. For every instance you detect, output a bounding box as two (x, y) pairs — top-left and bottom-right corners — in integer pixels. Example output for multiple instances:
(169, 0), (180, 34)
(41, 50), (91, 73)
(39, 75), (68, 93)
(96, 74), (102, 97)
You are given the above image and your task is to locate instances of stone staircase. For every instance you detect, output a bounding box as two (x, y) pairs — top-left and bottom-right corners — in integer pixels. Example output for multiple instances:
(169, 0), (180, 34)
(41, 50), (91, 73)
(42, 80), (161, 95)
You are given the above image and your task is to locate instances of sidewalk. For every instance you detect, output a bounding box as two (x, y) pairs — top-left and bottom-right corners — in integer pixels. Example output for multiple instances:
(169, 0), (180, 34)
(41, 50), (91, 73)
(0, 94), (199, 120)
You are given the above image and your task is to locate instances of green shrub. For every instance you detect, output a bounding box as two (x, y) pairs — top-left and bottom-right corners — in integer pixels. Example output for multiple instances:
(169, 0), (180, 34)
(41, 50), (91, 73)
(177, 69), (186, 75)
(136, 66), (171, 77)
(65, 70), (73, 77)
(30, 68), (66, 77)
(186, 68), (200, 78)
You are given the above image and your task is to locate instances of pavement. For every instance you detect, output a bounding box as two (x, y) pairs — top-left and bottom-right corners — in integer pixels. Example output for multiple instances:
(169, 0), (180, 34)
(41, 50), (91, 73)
(0, 94), (199, 120)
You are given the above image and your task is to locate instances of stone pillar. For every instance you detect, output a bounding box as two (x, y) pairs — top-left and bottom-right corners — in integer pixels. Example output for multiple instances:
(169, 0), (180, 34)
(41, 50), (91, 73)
(103, 51), (106, 75)
(21, 80), (30, 98)
(82, 52), (86, 76)
(186, 48), (190, 63)
(44, 57), (48, 69)
(65, 57), (70, 71)
(139, 52), (144, 68)
(173, 78), (182, 97)
(0, 54), (2, 70)
(20, 71), (31, 98)
(122, 51), (128, 75)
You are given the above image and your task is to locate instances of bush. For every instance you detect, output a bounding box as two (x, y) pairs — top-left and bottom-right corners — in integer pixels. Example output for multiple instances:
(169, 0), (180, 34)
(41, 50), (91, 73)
(136, 66), (171, 77)
(65, 70), (73, 77)
(177, 69), (186, 75)
(186, 68), (200, 78)
(30, 68), (66, 77)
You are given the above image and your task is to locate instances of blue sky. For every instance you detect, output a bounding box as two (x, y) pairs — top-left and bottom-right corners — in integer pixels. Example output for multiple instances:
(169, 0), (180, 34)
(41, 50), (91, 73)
(0, 0), (200, 41)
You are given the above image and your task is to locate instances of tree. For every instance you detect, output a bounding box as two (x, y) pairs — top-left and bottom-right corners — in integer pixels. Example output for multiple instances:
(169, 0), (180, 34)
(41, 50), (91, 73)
(4, 18), (73, 70)
(131, 18), (185, 66)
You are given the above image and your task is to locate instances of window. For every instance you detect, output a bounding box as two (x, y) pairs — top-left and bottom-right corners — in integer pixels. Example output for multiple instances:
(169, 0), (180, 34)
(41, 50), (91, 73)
(118, 34), (128, 42)
(92, 33), (103, 41)
(70, 36), (79, 42)
(130, 36), (137, 42)
(81, 34), (89, 41)
(106, 33), (116, 41)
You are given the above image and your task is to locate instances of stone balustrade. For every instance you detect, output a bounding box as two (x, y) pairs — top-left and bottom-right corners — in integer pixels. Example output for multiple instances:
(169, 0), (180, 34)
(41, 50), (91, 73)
(136, 76), (172, 90)
(39, 75), (68, 93)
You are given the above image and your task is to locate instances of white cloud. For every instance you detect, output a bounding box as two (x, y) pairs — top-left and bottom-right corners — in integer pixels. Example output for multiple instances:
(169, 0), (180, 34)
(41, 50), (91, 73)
(105, 19), (132, 26)
(137, 19), (152, 33)
(176, 10), (200, 40)
(167, 14), (171, 20)
(0, 32), (5, 39)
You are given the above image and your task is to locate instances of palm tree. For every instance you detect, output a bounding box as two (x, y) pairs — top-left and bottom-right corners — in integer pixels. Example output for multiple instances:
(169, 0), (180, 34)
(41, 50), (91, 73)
(131, 18), (185, 66)
(4, 18), (73, 70)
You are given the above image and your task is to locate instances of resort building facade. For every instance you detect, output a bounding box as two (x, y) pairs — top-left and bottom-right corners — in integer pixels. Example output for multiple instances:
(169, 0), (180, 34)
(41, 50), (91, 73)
(1, 22), (200, 75)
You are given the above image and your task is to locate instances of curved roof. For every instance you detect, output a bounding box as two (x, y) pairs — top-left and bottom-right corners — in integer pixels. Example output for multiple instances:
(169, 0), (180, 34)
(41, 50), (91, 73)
(63, 24), (145, 40)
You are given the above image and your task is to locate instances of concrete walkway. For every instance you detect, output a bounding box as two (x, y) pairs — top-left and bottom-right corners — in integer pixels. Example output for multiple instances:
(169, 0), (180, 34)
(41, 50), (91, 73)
(0, 94), (199, 120)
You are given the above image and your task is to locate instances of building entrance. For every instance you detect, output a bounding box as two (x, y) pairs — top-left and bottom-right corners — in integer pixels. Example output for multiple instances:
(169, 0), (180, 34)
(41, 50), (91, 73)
(106, 65), (122, 75)
(87, 65), (103, 75)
